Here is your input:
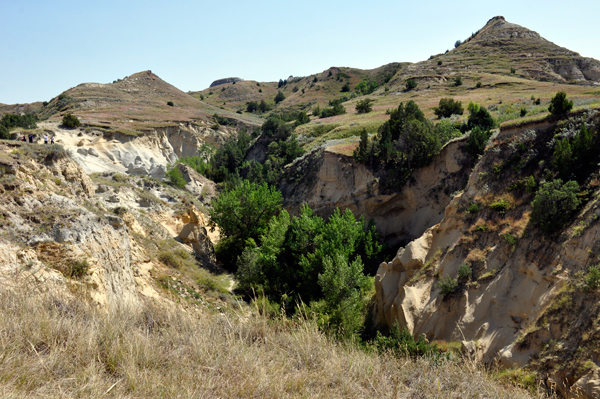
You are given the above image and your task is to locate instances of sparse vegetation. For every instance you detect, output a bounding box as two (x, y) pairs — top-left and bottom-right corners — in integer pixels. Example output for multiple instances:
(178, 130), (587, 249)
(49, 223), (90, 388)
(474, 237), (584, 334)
(436, 275), (459, 295)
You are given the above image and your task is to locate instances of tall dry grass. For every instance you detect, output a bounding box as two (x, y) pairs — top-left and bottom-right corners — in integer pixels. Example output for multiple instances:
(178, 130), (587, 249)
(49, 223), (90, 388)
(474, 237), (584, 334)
(0, 287), (546, 398)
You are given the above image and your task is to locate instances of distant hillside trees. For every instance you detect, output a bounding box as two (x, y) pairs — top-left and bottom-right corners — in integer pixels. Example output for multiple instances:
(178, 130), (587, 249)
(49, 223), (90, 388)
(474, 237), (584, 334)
(549, 91), (573, 116)
(433, 98), (464, 118)
(405, 79), (417, 91)
(61, 113), (81, 128)
(341, 82), (350, 93)
(355, 80), (379, 95)
(246, 100), (272, 113)
(1, 113), (38, 132)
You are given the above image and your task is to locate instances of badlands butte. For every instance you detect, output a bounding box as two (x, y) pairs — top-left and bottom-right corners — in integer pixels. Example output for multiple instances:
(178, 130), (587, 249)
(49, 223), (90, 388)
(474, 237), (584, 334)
(3, 15), (600, 398)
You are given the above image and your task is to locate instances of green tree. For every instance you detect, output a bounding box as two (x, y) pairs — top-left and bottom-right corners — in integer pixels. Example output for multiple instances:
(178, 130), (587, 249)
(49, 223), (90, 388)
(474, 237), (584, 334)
(548, 91), (573, 116)
(453, 76), (463, 86)
(531, 179), (581, 234)
(61, 113), (81, 128)
(355, 98), (373, 114)
(353, 129), (369, 163)
(433, 98), (464, 118)
(553, 137), (573, 175)
(210, 180), (283, 270)
(341, 82), (350, 92)
(467, 106), (495, 131)
(465, 126), (491, 157)
(274, 91), (285, 104)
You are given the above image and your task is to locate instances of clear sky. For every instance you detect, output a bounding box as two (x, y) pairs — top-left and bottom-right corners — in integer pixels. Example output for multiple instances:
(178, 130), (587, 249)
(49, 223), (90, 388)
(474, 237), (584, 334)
(1, 0), (599, 105)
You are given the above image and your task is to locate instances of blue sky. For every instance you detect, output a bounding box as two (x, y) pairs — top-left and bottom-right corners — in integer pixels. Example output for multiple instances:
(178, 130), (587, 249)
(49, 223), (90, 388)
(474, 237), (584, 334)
(1, 0), (599, 104)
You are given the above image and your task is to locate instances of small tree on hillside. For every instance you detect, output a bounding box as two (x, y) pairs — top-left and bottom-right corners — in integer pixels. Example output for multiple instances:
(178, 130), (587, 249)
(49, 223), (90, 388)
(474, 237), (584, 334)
(274, 91), (285, 104)
(62, 113), (81, 128)
(548, 91), (573, 116)
(531, 179), (580, 234)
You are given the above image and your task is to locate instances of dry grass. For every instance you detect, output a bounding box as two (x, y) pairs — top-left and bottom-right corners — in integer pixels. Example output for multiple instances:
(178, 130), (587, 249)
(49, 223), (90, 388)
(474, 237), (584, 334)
(0, 286), (545, 399)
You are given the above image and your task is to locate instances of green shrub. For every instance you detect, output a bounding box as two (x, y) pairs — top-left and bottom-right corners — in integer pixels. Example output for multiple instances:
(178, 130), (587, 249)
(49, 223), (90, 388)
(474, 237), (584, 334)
(436, 275), (458, 295)
(166, 165), (186, 189)
(520, 107), (527, 117)
(437, 60), (443, 66)
(458, 263), (472, 281)
(374, 322), (438, 357)
(433, 98), (464, 118)
(510, 67), (516, 74)
(355, 98), (373, 114)
(312, 105), (321, 117)
(405, 79), (417, 91)
(502, 233), (517, 246)
(585, 266), (600, 291)
(341, 82), (350, 92)
(548, 91), (573, 116)
(61, 113), (81, 128)
(531, 179), (580, 234)
(476, 81), (482, 88)
(167, 101), (174, 106)
(535, 98), (541, 105)
(489, 200), (510, 213)
(158, 251), (180, 268)
(453, 76), (463, 86)
(69, 259), (89, 279)
(525, 176), (537, 193)
(467, 203), (479, 213)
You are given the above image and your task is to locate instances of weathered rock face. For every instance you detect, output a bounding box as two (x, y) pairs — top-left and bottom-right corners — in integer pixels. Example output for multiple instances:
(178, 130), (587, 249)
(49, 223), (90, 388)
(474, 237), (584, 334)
(178, 206), (216, 267)
(280, 137), (474, 246)
(373, 110), (600, 392)
(38, 121), (231, 179)
(0, 149), (138, 308)
(175, 163), (216, 205)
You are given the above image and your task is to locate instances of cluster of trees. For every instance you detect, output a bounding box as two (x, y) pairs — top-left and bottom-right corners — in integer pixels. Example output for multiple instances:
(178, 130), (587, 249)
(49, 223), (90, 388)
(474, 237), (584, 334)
(355, 80), (379, 95)
(353, 101), (462, 190)
(173, 116), (304, 188)
(0, 113), (38, 139)
(246, 100), (272, 113)
(209, 181), (382, 336)
(433, 98), (464, 118)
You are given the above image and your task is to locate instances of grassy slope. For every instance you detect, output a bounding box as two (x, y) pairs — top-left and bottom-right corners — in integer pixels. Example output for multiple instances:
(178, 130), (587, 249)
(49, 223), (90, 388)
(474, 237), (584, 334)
(0, 287), (544, 398)
(34, 70), (264, 135)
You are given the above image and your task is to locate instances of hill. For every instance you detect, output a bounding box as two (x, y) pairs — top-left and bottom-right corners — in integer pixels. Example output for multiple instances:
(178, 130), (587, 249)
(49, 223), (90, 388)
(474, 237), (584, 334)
(189, 17), (600, 151)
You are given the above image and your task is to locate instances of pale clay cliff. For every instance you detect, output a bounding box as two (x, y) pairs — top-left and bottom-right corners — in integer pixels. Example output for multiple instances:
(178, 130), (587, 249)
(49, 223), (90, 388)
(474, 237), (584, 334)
(0, 143), (217, 310)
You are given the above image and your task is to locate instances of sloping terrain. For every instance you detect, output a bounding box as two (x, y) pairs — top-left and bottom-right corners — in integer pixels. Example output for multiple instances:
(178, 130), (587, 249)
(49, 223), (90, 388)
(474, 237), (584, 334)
(35, 70), (263, 135)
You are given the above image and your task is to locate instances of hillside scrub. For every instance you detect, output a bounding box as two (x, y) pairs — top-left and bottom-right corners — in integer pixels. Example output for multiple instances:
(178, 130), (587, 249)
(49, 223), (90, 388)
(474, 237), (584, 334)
(433, 98), (464, 118)
(548, 91), (573, 116)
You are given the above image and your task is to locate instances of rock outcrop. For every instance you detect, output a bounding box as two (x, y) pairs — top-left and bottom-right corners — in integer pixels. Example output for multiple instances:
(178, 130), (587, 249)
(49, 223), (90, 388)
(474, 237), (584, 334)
(178, 205), (216, 267)
(209, 78), (243, 87)
(280, 137), (474, 246)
